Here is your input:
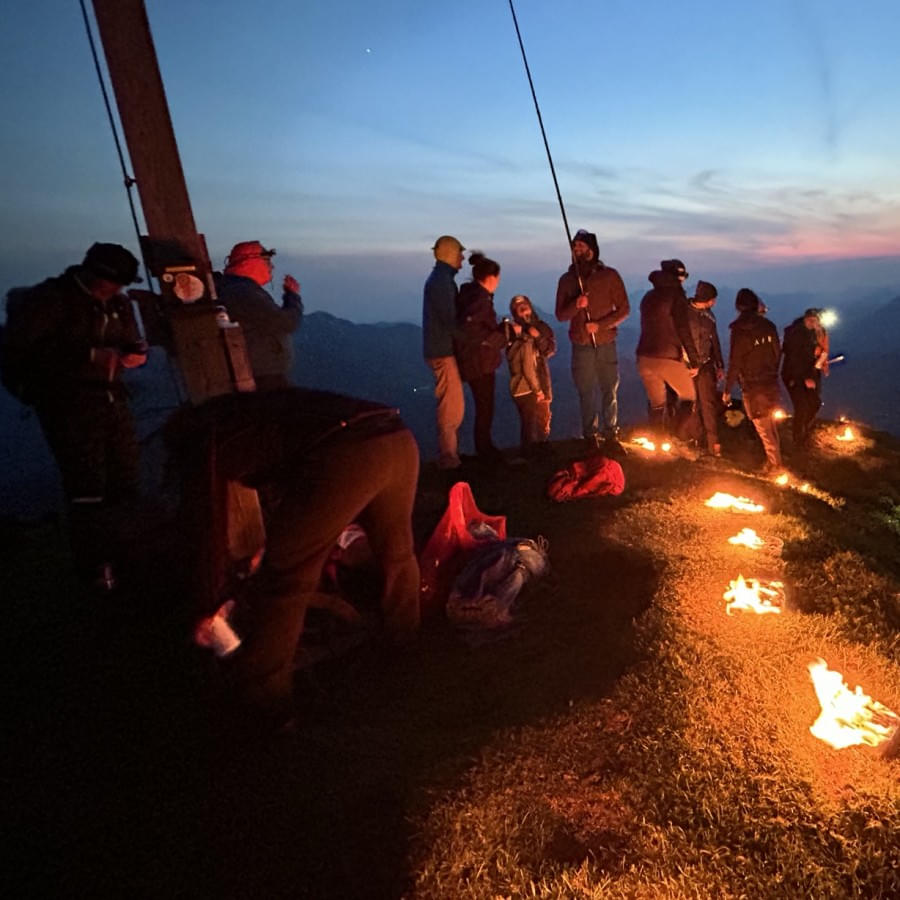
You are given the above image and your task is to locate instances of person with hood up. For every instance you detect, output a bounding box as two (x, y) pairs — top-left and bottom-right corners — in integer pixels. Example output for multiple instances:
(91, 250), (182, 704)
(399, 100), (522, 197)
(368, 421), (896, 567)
(685, 280), (725, 456)
(422, 235), (466, 469)
(216, 240), (303, 391)
(454, 252), (507, 463)
(504, 294), (556, 455)
(635, 259), (700, 440)
(555, 229), (630, 454)
(723, 288), (783, 472)
(781, 307), (829, 455)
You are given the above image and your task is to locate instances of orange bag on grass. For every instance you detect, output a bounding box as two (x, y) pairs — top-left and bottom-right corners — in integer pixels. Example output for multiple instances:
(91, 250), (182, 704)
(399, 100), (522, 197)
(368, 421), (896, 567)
(419, 481), (506, 617)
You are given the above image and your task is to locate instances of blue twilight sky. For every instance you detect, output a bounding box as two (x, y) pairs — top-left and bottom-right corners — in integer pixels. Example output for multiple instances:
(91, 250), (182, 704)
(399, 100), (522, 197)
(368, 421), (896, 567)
(2, 0), (900, 322)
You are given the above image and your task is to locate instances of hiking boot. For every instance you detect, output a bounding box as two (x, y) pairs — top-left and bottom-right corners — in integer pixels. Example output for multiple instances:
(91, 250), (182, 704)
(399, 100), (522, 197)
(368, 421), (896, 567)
(602, 436), (628, 460)
(437, 453), (461, 470)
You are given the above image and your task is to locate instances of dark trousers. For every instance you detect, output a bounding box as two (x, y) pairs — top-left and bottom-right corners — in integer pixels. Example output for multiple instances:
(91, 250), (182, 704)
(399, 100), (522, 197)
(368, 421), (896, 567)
(36, 390), (139, 577)
(692, 363), (721, 451)
(466, 373), (497, 456)
(514, 394), (551, 450)
(786, 381), (821, 448)
(571, 342), (619, 438)
(230, 427), (420, 713)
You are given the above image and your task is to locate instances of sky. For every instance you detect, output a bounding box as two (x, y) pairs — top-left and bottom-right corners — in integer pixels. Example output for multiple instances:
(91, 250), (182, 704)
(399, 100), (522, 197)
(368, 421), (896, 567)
(2, 0), (900, 322)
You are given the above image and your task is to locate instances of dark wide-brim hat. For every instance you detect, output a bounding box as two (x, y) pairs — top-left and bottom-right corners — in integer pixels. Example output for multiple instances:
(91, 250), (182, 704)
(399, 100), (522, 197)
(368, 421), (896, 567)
(82, 242), (142, 284)
(661, 258), (688, 279)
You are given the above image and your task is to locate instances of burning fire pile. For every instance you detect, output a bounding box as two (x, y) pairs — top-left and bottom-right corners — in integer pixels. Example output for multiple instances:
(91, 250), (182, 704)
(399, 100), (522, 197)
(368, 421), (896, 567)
(807, 658), (900, 753)
(836, 425), (855, 442)
(723, 575), (785, 615)
(705, 492), (764, 513)
(727, 527), (783, 555)
(631, 436), (672, 454)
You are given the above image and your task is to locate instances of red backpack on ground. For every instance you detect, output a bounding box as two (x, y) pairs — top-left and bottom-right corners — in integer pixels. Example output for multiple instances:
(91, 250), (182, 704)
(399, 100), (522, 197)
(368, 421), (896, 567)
(546, 455), (625, 502)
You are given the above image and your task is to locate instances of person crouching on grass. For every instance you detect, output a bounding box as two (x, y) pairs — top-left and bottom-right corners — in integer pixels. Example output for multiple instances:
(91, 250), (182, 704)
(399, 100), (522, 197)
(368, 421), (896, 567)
(504, 294), (556, 457)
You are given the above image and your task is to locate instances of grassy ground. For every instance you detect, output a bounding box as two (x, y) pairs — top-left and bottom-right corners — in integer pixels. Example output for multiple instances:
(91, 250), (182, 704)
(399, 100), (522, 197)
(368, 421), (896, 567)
(7, 419), (900, 897)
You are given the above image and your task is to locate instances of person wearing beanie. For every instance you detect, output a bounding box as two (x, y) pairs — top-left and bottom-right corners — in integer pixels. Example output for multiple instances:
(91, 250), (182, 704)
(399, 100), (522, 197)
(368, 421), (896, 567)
(216, 240), (303, 391)
(453, 251), (507, 464)
(504, 294), (557, 455)
(555, 229), (630, 454)
(635, 258), (701, 442)
(1, 242), (148, 589)
(781, 307), (829, 456)
(422, 235), (466, 469)
(684, 280), (724, 456)
(723, 289), (784, 472)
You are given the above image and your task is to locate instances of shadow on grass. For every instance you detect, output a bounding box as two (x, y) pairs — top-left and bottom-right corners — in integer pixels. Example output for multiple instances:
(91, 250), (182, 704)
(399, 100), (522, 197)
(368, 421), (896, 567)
(6, 441), (658, 899)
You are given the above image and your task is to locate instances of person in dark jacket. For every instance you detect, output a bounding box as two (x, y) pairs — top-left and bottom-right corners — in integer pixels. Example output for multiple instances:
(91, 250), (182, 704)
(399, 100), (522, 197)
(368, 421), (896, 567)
(454, 252), (507, 462)
(555, 229), (630, 454)
(216, 240), (303, 391)
(164, 387), (420, 728)
(724, 289), (783, 471)
(2, 242), (147, 586)
(504, 294), (556, 455)
(782, 307), (828, 453)
(422, 235), (466, 469)
(685, 280), (725, 455)
(635, 258), (699, 439)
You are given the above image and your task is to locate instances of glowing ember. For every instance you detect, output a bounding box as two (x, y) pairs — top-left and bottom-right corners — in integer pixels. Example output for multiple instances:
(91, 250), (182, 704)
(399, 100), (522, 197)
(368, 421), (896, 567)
(807, 658), (900, 749)
(728, 528), (764, 550)
(632, 436), (656, 451)
(836, 426), (855, 442)
(773, 408), (787, 421)
(724, 575), (784, 615)
(661, 442), (672, 453)
(775, 473), (789, 486)
(705, 492), (764, 513)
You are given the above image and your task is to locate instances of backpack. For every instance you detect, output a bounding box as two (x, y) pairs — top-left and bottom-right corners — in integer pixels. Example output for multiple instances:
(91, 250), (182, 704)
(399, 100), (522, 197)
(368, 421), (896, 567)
(546, 454), (625, 502)
(0, 287), (37, 403)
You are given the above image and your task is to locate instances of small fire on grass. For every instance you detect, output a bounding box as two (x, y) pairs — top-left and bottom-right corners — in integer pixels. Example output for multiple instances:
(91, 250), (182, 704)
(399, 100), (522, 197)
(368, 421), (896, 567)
(705, 492), (764, 513)
(808, 658), (900, 751)
(728, 528), (784, 555)
(728, 528), (764, 550)
(723, 575), (784, 615)
(836, 425), (855, 442)
(632, 436), (671, 453)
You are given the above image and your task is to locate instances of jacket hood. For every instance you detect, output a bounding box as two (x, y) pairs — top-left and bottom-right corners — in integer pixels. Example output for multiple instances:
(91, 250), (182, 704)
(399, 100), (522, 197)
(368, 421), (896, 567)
(648, 269), (681, 289)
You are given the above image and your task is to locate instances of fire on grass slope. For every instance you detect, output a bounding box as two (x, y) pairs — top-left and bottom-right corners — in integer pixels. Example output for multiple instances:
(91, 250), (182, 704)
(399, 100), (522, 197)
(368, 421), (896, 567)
(408, 425), (900, 899)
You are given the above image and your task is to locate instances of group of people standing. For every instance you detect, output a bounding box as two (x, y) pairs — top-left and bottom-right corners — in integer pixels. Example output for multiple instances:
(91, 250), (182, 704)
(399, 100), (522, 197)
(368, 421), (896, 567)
(423, 231), (831, 475)
(422, 228), (629, 469)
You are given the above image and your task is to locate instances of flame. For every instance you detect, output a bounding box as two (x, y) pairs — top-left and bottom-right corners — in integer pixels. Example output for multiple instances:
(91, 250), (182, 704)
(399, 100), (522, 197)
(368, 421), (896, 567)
(836, 426), (855, 442)
(775, 473), (789, 486)
(724, 575), (784, 615)
(632, 436), (674, 453)
(773, 408), (788, 421)
(728, 528), (764, 550)
(807, 659), (899, 749)
(705, 492), (765, 513)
